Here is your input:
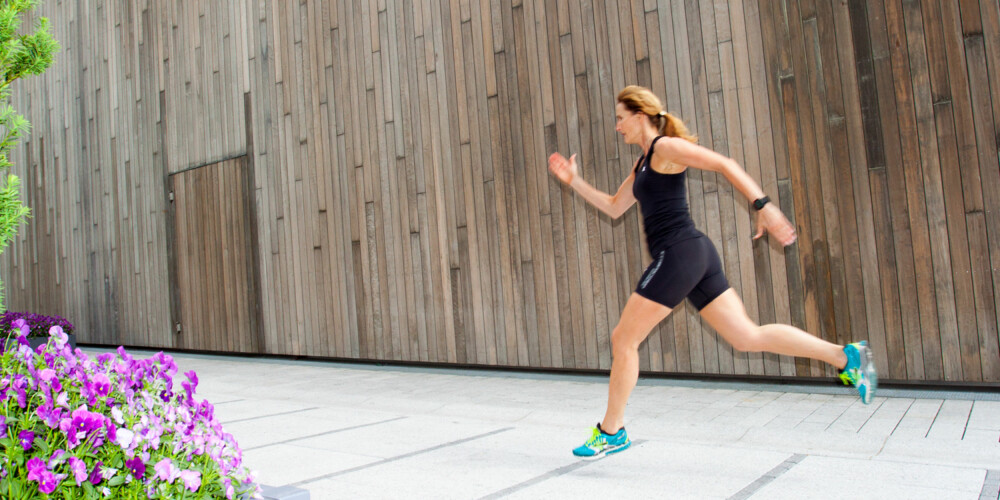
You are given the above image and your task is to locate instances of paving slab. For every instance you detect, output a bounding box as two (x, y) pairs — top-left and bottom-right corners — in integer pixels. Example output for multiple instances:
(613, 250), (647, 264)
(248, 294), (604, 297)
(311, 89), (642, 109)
(752, 455), (986, 500)
(91, 348), (1000, 499)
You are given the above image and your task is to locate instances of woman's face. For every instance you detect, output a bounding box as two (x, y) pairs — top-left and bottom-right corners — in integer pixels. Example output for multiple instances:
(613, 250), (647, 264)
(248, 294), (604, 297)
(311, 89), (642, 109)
(615, 102), (641, 145)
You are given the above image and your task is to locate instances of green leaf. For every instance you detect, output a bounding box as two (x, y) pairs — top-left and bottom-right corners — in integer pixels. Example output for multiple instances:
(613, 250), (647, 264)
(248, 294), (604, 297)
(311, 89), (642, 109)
(33, 435), (48, 454)
(108, 474), (125, 487)
(9, 478), (22, 497)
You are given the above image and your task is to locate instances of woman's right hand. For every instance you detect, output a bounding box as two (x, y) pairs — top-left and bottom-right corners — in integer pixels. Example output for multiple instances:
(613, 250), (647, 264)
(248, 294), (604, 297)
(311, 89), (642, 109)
(548, 153), (578, 185)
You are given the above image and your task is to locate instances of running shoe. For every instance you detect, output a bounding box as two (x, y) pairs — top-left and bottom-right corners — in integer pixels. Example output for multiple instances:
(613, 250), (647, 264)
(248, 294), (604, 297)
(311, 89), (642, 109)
(572, 424), (631, 459)
(839, 341), (878, 404)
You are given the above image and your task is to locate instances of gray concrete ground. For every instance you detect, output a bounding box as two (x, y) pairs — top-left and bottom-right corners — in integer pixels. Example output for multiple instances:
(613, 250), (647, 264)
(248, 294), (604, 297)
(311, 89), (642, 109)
(109, 349), (1000, 499)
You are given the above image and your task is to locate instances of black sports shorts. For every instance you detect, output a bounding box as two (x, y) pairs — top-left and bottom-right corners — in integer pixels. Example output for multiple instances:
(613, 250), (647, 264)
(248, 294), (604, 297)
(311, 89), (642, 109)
(635, 234), (729, 310)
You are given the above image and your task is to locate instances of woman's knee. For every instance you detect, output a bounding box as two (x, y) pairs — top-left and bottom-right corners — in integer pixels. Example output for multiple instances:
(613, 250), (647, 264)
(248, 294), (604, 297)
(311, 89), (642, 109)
(728, 326), (763, 353)
(610, 326), (642, 354)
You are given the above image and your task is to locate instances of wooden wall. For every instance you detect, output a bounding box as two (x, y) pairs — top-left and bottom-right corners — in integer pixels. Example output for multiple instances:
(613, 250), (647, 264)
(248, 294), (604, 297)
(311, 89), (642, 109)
(5, 0), (999, 384)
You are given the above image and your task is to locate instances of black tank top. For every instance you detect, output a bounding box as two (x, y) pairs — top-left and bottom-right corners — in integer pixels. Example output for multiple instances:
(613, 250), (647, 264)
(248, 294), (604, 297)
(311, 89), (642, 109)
(632, 136), (702, 255)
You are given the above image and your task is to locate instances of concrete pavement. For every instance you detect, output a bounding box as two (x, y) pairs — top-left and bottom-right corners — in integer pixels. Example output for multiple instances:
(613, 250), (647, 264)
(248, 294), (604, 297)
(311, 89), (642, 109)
(106, 349), (1000, 499)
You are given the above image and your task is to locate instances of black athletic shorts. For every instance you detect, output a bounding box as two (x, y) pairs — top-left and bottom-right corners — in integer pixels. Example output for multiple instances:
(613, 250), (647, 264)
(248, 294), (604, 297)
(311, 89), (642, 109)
(635, 234), (730, 310)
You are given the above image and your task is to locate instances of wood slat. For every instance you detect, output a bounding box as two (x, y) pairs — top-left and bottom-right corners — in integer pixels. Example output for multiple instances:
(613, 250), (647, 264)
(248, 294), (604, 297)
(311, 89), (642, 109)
(3, 0), (998, 386)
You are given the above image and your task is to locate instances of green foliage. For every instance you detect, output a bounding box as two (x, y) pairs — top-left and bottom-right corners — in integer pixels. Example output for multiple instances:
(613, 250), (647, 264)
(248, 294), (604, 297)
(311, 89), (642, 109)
(0, 174), (28, 252)
(0, 174), (28, 309)
(0, 0), (59, 172)
(0, 0), (57, 308)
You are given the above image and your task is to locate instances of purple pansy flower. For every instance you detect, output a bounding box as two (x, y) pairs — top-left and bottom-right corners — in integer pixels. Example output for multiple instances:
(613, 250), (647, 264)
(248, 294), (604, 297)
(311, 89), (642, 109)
(179, 469), (201, 492)
(26, 457), (46, 480)
(116, 427), (135, 449)
(125, 456), (146, 478)
(154, 458), (178, 483)
(36, 470), (64, 494)
(61, 405), (105, 448)
(80, 377), (99, 406)
(88, 461), (103, 485)
(13, 374), (27, 408)
(92, 372), (111, 397)
(38, 368), (56, 383)
(111, 406), (124, 424)
(18, 430), (35, 450)
(49, 325), (68, 346)
(36, 402), (64, 428)
(67, 456), (88, 485)
(11, 317), (29, 337)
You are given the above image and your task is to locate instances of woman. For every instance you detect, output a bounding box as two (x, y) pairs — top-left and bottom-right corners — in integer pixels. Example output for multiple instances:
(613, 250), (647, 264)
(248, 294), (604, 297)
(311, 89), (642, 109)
(548, 85), (876, 459)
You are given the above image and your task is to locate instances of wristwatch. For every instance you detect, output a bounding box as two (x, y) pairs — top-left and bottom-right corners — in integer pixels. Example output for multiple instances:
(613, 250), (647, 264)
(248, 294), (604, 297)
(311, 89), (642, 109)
(752, 195), (770, 211)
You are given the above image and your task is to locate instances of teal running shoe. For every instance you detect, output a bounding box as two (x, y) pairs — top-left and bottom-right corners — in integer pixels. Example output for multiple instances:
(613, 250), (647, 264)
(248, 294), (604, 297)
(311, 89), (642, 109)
(839, 341), (878, 404)
(572, 424), (631, 459)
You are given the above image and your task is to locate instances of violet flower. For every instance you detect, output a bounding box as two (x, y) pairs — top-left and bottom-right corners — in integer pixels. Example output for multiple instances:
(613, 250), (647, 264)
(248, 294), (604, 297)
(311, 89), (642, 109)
(11, 317), (29, 337)
(13, 374), (27, 408)
(111, 405), (124, 424)
(61, 405), (105, 448)
(49, 325), (69, 346)
(18, 429), (35, 450)
(92, 372), (111, 397)
(37, 470), (64, 494)
(154, 458), (179, 483)
(116, 427), (135, 449)
(36, 402), (64, 428)
(88, 461), (103, 485)
(67, 456), (88, 485)
(26, 457), (46, 480)
(38, 368), (56, 383)
(125, 456), (146, 478)
(179, 469), (202, 492)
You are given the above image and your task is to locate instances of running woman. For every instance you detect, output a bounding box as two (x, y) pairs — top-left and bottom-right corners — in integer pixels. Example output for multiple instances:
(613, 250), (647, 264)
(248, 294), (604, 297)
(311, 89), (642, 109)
(548, 85), (877, 459)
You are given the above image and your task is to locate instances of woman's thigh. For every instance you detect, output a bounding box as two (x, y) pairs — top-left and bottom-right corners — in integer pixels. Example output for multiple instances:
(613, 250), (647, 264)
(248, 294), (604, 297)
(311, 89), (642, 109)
(697, 289), (758, 348)
(611, 293), (673, 350)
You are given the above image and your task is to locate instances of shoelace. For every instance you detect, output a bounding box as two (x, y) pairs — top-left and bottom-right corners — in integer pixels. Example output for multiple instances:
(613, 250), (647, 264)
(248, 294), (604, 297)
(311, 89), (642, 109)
(839, 368), (860, 386)
(585, 428), (606, 447)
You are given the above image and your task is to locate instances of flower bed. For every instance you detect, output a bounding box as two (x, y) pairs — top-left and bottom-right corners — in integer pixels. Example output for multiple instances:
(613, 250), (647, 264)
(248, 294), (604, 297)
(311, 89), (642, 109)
(1, 327), (261, 498)
(1, 311), (74, 337)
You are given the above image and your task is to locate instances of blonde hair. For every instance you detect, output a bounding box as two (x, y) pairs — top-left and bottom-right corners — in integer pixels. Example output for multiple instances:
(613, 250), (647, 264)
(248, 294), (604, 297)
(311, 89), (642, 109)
(616, 85), (697, 143)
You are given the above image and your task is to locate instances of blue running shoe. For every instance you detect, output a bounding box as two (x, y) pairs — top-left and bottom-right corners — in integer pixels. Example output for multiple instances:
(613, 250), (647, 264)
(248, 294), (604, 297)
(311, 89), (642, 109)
(839, 341), (878, 404)
(572, 424), (631, 459)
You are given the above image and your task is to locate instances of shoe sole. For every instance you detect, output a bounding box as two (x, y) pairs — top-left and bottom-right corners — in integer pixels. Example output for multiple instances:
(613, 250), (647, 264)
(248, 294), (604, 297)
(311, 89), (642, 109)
(576, 440), (631, 460)
(857, 342), (878, 404)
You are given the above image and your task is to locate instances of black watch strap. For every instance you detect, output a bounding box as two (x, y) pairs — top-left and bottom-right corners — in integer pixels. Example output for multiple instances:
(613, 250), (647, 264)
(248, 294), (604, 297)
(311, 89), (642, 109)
(752, 195), (770, 211)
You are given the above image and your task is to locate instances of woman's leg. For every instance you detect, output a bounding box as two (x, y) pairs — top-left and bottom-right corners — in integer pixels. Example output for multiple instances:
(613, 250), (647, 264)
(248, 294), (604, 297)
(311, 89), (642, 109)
(600, 293), (673, 433)
(698, 289), (847, 368)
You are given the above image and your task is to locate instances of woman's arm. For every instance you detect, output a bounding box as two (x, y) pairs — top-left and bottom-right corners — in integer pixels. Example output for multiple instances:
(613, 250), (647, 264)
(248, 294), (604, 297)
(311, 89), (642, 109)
(548, 153), (637, 219)
(656, 138), (797, 246)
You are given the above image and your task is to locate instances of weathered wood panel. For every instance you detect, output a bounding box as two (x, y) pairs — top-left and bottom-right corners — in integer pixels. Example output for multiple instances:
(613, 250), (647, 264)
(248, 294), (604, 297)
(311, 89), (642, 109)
(5, 0), (999, 385)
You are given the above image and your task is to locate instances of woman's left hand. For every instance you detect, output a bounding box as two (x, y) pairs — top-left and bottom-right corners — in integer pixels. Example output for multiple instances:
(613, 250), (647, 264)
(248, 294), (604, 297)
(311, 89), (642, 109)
(754, 204), (797, 246)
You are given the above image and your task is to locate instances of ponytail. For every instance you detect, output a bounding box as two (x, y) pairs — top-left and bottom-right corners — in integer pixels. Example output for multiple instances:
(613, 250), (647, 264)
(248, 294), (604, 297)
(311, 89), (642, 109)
(657, 111), (697, 143)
